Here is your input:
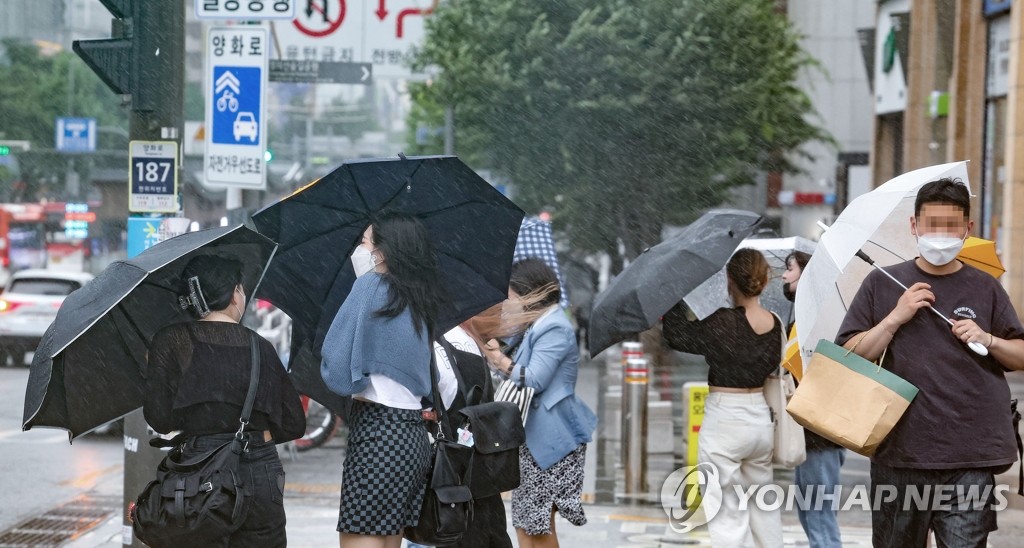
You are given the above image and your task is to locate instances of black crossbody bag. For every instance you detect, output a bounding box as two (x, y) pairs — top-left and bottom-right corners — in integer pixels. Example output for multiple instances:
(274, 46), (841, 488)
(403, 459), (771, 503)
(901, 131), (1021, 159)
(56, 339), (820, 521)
(132, 332), (262, 547)
(404, 350), (475, 546)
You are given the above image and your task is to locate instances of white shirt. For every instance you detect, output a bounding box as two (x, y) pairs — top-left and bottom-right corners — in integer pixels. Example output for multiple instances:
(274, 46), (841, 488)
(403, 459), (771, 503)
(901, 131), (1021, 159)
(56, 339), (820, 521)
(356, 326), (475, 410)
(433, 326), (480, 410)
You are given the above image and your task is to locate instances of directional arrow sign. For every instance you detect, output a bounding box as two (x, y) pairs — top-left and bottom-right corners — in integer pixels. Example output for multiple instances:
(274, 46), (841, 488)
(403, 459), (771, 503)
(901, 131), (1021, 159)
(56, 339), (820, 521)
(214, 71), (241, 95)
(269, 60), (373, 85)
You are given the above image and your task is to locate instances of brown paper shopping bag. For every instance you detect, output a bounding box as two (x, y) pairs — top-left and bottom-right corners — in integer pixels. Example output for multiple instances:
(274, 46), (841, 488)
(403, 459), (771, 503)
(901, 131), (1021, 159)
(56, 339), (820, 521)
(786, 339), (919, 457)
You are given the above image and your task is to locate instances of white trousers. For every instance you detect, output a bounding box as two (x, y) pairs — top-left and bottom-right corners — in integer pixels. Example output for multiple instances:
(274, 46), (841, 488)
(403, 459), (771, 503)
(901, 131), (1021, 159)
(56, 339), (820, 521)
(697, 392), (783, 548)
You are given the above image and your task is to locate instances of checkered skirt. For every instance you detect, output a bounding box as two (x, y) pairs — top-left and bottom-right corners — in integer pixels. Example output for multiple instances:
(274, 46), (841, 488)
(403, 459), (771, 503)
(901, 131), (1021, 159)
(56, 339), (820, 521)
(337, 400), (431, 535)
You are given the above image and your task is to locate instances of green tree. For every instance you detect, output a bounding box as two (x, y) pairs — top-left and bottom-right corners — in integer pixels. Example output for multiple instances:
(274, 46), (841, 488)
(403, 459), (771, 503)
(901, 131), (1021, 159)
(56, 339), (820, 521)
(414, 0), (829, 262)
(0, 39), (128, 200)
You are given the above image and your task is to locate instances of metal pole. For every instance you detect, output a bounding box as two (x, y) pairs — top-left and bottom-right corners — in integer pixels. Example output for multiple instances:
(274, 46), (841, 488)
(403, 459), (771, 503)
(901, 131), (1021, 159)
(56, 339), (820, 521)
(619, 341), (642, 466)
(121, 3), (184, 545)
(623, 356), (649, 494)
(444, 105), (454, 155)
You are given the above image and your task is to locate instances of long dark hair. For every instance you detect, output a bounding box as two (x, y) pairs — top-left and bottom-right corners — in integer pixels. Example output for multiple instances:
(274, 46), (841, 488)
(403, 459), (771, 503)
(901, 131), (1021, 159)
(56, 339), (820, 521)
(371, 212), (442, 337)
(509, 258), (561, 310)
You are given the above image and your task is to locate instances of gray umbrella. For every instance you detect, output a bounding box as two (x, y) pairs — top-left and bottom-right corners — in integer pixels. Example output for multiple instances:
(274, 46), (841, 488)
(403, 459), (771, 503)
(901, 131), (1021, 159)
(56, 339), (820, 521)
(22, 225), (276, 440)
(587, 209), (762, 356)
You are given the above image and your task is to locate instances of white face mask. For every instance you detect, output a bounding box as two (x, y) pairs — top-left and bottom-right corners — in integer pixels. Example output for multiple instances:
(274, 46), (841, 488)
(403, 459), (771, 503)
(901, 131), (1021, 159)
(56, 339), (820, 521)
(350, 246), (378, 277)
(917, 233), (966, 266)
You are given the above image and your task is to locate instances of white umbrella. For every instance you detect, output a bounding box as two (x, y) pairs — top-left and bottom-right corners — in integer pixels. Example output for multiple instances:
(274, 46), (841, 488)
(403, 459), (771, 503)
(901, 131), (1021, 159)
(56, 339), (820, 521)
(794, 161), (976, 361)
(683, 236), (816, 323)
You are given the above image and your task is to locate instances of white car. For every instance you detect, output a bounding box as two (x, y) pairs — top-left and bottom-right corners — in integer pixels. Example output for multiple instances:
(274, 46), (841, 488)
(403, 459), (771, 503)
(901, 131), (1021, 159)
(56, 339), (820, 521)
(233, 112), (258, 142)
(0, 269), (94, 366)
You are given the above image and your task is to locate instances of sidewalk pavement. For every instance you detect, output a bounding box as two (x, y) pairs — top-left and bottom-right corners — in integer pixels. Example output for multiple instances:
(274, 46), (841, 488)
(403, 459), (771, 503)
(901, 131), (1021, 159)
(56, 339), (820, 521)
(64, 495), (876, 547)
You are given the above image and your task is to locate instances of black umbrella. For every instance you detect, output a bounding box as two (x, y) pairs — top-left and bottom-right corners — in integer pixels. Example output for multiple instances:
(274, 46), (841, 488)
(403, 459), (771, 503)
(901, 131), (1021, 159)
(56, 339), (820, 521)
(252, 155), (525, 358)
(22, 225), (276, 440)
(587, 209), (762, 356)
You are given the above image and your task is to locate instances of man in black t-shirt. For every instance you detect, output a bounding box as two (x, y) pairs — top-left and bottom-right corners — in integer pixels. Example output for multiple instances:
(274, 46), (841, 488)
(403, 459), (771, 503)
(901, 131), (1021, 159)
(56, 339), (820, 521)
(836, 178), (1024, 547)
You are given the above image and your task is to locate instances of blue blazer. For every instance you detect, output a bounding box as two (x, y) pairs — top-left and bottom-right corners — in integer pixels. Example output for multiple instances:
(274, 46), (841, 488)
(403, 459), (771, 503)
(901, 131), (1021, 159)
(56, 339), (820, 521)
(509, 308), (597, 470)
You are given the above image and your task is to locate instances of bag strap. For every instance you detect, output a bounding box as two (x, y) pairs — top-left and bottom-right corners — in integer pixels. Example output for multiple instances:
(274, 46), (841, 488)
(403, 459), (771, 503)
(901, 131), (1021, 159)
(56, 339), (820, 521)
(1012, 399), (1023, 496)
(428, 346), (454, 441)
(235, 332), (261, 438)
(770, 312), (786, 376)
(845, 331), (888, 372)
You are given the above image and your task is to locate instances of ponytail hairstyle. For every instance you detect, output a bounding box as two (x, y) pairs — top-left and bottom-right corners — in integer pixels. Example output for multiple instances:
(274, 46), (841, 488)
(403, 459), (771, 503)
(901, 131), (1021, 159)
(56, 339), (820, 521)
(179, 255), (243, 319)
(726, 248), (769, 298)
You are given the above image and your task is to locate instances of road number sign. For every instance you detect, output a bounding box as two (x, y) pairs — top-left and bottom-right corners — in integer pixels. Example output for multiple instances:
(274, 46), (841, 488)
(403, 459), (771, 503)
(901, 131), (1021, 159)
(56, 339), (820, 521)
(129, 141), (179, 213)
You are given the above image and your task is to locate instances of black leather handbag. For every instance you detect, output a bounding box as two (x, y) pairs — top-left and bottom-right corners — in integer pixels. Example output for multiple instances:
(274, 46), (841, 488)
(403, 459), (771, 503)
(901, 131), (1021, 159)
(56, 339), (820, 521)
(457, 401), (525, 498)
(131, 332), (261, 548)
(404, 352), (475, 546)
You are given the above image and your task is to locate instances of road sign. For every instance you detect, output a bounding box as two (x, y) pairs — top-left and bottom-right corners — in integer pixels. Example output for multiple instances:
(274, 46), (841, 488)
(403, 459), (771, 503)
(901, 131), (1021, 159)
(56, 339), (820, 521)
(267, 0), (433, 80)
(55, 117), (97, 153)
(129, 141), (179, 213)
(205, 27), (268, 189)
(269, 59), (372, 84)
(196, 0), (296, 19)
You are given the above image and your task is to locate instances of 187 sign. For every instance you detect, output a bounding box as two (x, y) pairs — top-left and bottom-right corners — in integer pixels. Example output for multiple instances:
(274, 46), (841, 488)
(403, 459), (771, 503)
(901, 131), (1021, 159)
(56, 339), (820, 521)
(133, 159), (173, 190)
(129, 141), (179, 213)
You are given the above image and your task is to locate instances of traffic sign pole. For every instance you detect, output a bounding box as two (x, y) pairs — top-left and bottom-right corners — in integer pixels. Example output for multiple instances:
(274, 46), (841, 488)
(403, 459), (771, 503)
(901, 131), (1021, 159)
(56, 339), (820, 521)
(77, 3), (187, 536)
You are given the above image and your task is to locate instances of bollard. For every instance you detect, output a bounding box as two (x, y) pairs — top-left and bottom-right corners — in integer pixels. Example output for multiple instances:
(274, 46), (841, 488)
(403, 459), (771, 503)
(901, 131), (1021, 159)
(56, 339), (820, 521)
(623, 356), (649, 494)
(619, 342), (643, 465)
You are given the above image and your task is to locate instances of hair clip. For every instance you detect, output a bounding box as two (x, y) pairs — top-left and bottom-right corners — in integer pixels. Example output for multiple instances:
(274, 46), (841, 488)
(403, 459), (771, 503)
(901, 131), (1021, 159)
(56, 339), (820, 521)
(180, 276), (211, 318)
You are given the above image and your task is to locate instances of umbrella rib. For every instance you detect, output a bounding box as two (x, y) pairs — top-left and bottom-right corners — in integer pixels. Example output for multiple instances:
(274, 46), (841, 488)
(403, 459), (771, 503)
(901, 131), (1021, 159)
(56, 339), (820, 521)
(115, 302), (151, 362)
(437, 248), (505, 289)
(866, 239), (910, 263)
(273, 219), (368, 254)
(377, 161), (426, 213)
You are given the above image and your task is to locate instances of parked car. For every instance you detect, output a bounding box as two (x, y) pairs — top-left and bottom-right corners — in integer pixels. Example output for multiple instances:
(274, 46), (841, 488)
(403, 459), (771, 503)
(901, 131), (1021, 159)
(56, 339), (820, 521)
(0, 269), (93, 366)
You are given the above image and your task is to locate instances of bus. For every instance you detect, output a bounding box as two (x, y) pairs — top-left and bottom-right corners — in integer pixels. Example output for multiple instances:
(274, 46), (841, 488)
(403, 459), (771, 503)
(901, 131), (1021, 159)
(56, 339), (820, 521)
(0, 204), (48, 286)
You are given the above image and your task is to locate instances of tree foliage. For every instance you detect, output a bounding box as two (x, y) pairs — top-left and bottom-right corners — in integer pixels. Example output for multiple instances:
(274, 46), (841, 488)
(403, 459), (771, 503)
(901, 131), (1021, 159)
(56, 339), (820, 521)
(413, 0), (829, 260)
(0, 40), (128, 201)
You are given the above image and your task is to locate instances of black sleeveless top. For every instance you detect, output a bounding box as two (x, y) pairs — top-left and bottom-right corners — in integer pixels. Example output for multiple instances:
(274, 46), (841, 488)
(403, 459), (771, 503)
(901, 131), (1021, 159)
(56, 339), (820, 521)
(662, 303), (781, 388)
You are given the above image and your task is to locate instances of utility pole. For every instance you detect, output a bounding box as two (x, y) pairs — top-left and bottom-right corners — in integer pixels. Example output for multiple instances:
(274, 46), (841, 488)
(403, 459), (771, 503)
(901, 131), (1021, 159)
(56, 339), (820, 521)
(73, 1), (184, 545)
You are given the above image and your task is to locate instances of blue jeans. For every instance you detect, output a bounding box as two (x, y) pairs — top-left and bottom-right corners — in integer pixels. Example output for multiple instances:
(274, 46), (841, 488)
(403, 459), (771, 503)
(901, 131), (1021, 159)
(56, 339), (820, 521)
(794, 446), (846, 548)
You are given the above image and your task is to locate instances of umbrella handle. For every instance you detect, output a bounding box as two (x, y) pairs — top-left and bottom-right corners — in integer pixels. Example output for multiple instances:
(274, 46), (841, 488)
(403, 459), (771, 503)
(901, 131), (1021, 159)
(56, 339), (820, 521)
(854, 251), (990, 358)
(967, 340), (989, 357)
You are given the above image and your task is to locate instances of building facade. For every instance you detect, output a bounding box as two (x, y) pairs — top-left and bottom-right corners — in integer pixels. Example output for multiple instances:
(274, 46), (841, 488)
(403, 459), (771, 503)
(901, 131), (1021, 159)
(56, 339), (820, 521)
(782, 0), (875, 239)
(869, 0), (1024, 310)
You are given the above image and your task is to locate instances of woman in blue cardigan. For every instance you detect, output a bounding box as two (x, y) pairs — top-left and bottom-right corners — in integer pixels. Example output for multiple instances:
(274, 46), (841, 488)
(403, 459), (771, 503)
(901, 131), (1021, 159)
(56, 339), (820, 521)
(321, 212), (444, 548)
(482, 259), (598, 548)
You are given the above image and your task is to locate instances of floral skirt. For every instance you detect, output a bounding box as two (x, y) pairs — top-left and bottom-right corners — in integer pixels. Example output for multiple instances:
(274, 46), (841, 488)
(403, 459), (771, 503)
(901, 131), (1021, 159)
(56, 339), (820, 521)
(511, 444), (588, 535)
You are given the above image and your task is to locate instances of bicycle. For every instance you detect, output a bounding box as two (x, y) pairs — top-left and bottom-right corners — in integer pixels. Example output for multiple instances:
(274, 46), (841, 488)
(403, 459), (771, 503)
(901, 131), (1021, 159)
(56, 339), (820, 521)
(293, 395), (341, 451)
(216, 90), (239, 112)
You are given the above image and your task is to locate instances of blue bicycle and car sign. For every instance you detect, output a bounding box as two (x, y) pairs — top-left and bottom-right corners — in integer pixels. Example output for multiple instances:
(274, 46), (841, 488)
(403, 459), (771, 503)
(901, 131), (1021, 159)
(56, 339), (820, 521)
(204, 26), (268, 189)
